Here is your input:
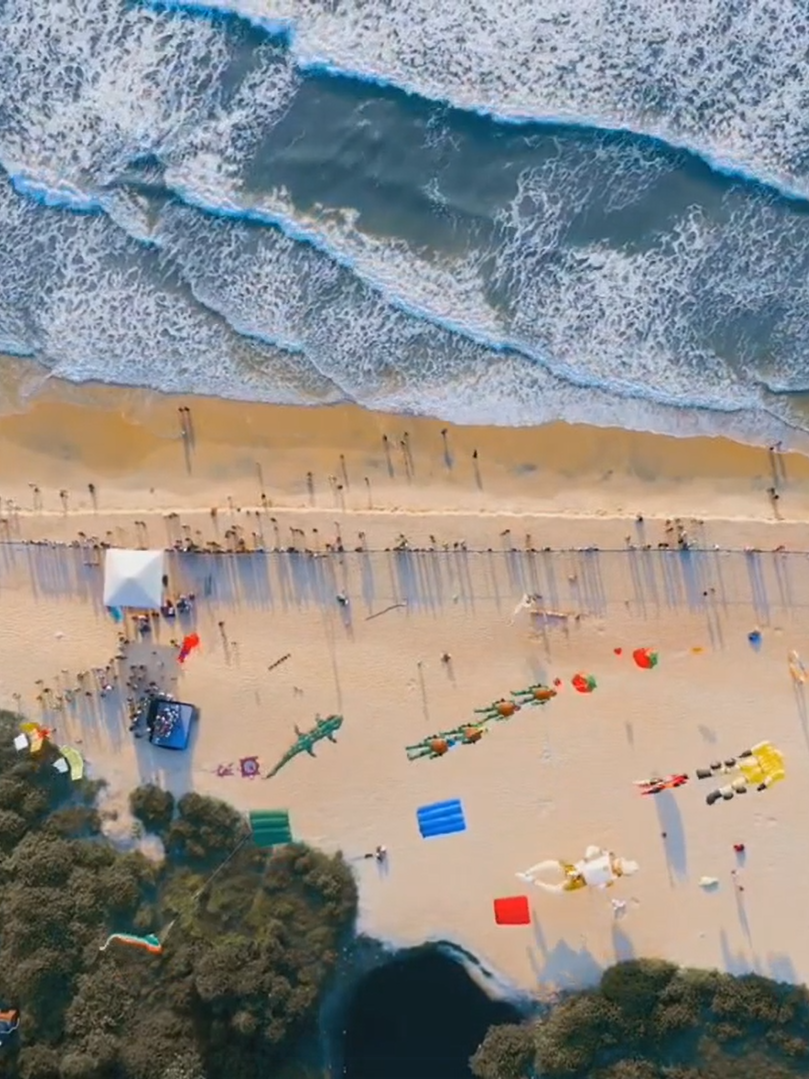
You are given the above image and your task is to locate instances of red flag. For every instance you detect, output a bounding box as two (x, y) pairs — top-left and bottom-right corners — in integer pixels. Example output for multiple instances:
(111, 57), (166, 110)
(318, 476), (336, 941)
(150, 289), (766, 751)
(178, 633), (200, 664)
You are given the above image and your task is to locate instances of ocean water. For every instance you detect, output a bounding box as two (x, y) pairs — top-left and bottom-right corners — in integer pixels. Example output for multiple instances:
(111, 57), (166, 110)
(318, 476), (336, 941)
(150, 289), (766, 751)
(2, 0), (809, 445)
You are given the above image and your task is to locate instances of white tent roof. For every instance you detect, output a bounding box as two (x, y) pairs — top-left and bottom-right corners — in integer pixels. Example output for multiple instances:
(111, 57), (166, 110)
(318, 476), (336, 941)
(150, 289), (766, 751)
(103, 548), (165, 610)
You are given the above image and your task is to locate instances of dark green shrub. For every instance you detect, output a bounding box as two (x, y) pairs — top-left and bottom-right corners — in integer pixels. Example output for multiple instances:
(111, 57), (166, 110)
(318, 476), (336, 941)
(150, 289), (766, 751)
(470, 1022), (535, 1079)
(129, 785), (175, 835)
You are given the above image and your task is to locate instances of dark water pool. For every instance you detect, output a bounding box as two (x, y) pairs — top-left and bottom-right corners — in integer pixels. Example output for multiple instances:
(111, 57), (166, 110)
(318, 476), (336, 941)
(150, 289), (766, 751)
(341, 946), (522, 1079)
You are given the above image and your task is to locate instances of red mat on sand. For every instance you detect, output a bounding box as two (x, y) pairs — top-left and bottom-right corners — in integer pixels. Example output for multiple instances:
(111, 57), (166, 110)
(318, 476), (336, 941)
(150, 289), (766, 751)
(493, 895), (530, 925)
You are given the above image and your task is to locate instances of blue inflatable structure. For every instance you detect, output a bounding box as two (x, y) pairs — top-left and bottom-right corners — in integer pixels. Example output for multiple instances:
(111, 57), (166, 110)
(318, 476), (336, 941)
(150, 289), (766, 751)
(417, 798), (467, 838)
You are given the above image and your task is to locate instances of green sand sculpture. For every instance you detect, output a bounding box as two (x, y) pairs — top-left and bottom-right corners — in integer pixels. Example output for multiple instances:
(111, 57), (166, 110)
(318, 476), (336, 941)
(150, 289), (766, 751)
(405, 684), (558, 761)
(474, 698), (522, 722)
(406, 723), (486, 761)
(264, 714), (344, 779)
(510, 683), (558, 706)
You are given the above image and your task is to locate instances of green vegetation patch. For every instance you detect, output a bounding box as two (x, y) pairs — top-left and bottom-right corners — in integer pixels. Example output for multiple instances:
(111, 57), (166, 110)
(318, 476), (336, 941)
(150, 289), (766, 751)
(0, 711), (357, 1079)
(471, 958), (809, 1079)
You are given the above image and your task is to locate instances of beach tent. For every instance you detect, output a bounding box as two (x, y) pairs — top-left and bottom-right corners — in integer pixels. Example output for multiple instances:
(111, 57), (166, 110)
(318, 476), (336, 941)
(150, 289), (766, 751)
(103, 548), (164, 610)
(249, 809), (293, 848)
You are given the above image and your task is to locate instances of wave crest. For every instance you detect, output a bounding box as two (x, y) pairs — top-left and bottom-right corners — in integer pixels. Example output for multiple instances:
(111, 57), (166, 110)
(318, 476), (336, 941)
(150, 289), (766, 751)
(150, 0), (809, 198)
(2, 0), (809, 448)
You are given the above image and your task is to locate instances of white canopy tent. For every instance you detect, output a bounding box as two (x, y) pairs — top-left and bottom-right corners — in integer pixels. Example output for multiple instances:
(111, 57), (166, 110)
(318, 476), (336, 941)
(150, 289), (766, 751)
(103, 548), (165, 610)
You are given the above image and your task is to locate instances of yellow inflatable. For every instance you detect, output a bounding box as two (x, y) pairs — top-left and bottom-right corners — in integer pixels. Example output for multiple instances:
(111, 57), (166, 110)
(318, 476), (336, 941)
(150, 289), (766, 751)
(59, 746), (84, 782)
(700, 740), (786, 805)
(738, 741), (785, 789)
(517, 846), (640, 894)
(21, 722), (47, 754)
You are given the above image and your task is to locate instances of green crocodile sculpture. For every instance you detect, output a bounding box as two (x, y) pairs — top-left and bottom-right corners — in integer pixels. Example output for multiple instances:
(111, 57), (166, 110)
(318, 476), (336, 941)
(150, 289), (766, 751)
(264, 714), (344, 779)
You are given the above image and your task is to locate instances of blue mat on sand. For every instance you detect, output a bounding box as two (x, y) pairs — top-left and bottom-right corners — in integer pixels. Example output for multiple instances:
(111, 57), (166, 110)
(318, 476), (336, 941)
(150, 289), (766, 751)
(417, 798), (466, 838)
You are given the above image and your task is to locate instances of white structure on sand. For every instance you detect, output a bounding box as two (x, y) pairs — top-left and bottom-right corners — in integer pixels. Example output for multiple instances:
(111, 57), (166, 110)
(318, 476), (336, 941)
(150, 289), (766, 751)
(102, 548), (165, 610)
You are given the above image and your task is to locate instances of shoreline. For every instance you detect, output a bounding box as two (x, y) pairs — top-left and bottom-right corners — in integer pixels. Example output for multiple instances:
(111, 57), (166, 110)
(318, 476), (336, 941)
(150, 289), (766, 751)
(1, 358), (809, 532)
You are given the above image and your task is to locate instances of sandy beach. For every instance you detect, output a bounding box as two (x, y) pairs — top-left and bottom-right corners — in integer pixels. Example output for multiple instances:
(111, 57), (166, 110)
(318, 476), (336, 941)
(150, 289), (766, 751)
(1, 366), (809, 997)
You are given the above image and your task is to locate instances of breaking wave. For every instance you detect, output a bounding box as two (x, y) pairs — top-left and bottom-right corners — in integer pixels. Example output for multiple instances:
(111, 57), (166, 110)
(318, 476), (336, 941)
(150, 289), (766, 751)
(1, 0), (809, 446)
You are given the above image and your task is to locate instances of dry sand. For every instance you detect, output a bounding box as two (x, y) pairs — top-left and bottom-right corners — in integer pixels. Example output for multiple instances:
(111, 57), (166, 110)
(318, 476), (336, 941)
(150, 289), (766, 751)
(1, 367), (808, 997)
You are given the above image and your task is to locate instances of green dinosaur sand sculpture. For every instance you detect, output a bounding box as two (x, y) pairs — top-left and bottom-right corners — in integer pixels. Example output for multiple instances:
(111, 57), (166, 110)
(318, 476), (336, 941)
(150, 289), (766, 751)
(510, 683), (558, 706)
(264, 714), (344, 779)
(406, 723), (486, 761)
(474, 698), (522, 722)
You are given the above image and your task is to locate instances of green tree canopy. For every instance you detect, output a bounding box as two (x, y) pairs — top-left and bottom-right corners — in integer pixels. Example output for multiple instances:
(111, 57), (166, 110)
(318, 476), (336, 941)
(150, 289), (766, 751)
(129, 784), (175, 835)
(0, 711), (357, 1079)
(471, 959), (809, 1079)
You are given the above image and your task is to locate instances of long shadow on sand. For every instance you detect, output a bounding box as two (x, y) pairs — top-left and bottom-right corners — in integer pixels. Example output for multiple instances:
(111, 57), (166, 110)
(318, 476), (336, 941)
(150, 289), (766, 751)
(134, 719), (197, 797)
(720, 932), (798, 983)
(527, 935), (603, 990)
(655, 790), (688, 882)
(720, 928), (753, 976)
(793, 682), (809, 750)
(612, 922), (635, 963)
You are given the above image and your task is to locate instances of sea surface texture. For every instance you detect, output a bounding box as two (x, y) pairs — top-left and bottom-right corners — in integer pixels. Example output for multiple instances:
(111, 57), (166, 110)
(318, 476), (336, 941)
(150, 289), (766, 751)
(2, 0), (809, 443)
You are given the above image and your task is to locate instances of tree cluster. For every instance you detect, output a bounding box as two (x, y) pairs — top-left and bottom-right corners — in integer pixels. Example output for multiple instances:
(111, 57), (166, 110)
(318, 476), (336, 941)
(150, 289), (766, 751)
(0, 712), (357, 1079)
(471, 958), (809, 1079)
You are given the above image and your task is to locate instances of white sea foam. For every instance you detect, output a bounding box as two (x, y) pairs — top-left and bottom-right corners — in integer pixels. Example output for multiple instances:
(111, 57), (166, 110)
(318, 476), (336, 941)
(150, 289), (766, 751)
(1, 0), (809, 448)
(0, 0), (225, 193)
(0, 179), (339, 403)
(160, 0), (809, 197)
(157, 143), (809, 425)
(151, 187), (808, 446)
